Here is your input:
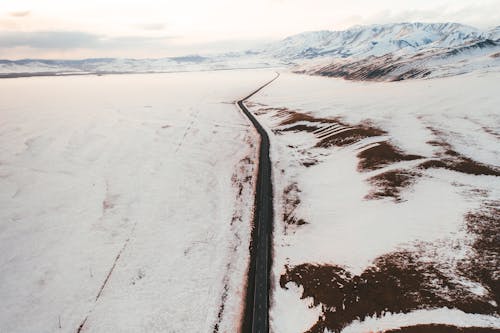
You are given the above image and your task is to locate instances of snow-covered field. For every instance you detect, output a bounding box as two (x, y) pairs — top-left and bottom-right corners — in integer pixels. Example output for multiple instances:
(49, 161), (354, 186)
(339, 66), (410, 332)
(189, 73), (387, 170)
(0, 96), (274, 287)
(246, 71), (500, 333)
(0, 56), (283, 77)
(1, 65), (499, 333)
(0, 70), (276, 332)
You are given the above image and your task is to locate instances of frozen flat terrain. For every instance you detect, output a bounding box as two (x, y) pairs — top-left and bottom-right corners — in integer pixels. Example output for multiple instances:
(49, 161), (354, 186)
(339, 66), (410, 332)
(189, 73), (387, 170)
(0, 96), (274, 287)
(246, 71), (500, 333)
(0, 70), (276, 332)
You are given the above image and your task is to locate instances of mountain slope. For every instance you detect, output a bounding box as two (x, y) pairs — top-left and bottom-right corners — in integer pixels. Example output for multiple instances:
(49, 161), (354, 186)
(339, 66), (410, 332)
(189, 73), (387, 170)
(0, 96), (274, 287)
(282, 23), (500, 81)
(260, 23), (485, 60)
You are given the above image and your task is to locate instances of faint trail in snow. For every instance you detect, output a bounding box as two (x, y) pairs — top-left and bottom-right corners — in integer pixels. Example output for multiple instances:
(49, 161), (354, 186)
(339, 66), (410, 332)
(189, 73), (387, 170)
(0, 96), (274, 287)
(175, 109), (200, 153)
(95, 236), (131, 301)
(75, 221), (138, 332)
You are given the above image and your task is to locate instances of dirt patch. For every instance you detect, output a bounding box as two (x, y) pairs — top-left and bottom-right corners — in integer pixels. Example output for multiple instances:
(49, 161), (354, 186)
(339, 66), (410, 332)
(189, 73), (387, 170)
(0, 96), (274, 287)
(357, 142), (423, 171)
(275, 111), (387, 147)
(280, 248), (497, 333)
(270, 109), (339, 134)
(365, 169), (421, 202)
(491, 52), (500, 58)
(458, 202), (500, 307)
(251, 106), (289, 116)
(419, 158), (500, 176)
(282, 183), (307, 234)
(282, 124), (321, 133)
(278, 111), (336, 126)
(384, 324), (500, 333)
(302, 160), (318, 167)
(316, 125), (386, 148)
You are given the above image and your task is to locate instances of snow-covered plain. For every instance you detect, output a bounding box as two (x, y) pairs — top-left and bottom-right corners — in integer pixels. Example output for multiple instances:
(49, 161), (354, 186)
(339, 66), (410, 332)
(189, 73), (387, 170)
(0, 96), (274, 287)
(0, 70), (276, 332)
(246, 71), (500, 333)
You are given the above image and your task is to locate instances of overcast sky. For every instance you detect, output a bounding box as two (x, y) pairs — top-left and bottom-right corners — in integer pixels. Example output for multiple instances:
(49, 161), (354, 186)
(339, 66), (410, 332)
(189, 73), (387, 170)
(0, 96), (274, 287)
(1, 0), (499, 59)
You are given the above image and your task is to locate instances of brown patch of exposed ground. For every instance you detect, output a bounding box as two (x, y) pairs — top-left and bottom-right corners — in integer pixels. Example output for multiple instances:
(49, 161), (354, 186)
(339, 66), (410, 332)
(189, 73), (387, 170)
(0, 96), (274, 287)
(275, 109), (338, 133)
(365, 169), (420, 202)
(357, 142), (423, 171)
(281, 249), (497, 333)
(316, 125), (386, 148)
(273, 109), (388, 148)
(282, 123), (321, 133)
(419, 153), (500, 176)
(278, 110), (334, 126)
(385, 324), (500, 333)
(458, 202), (500, 307)
(282, 183), (307, 234)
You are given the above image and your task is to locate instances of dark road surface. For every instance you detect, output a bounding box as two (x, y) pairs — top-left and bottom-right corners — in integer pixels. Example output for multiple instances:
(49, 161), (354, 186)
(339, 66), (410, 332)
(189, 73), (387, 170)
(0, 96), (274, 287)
(238, 73), (279, 333)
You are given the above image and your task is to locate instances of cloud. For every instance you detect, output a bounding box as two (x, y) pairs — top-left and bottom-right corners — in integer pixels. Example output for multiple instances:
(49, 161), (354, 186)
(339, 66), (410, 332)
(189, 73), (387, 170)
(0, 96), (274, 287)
(0, 30), (174, 50)
(0, 31), (100, 49)
(136, 23), (166, 31)
(9, 10), (31, 17)
(349, 3), (500, 29)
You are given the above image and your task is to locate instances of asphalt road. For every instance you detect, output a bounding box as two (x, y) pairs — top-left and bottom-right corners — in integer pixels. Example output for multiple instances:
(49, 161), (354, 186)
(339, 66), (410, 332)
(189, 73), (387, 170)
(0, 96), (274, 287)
(238, 73), (279, 333)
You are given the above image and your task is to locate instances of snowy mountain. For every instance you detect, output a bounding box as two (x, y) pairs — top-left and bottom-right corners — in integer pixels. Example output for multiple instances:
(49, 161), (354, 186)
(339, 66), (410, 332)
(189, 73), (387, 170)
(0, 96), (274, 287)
(259, 22), (488, 60)
(280, 22), (500, 80)
(1, 22), (499, 80)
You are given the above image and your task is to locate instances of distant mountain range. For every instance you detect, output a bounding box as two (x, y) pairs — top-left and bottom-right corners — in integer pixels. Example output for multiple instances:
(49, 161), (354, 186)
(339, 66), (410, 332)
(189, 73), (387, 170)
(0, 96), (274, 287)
(285, 22), (500, 80)
(1, 22), (499, 80)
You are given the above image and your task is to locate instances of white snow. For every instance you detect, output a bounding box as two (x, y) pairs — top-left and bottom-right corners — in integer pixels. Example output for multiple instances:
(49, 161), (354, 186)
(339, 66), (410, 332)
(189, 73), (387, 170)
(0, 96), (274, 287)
(342, 308), (500, 333)
(271, 284), (323, 333)
(0, 55), (284, 76)
(0, 70), (275, 332)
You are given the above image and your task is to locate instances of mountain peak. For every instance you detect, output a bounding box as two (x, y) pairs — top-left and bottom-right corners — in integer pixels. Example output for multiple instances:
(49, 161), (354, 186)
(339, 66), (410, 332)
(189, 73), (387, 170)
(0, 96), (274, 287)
(263, 22), (486, 60)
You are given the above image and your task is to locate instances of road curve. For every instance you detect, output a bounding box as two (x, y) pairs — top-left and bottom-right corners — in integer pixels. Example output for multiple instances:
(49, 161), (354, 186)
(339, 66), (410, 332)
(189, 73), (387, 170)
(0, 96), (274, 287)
(237, 73), (279, 333)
